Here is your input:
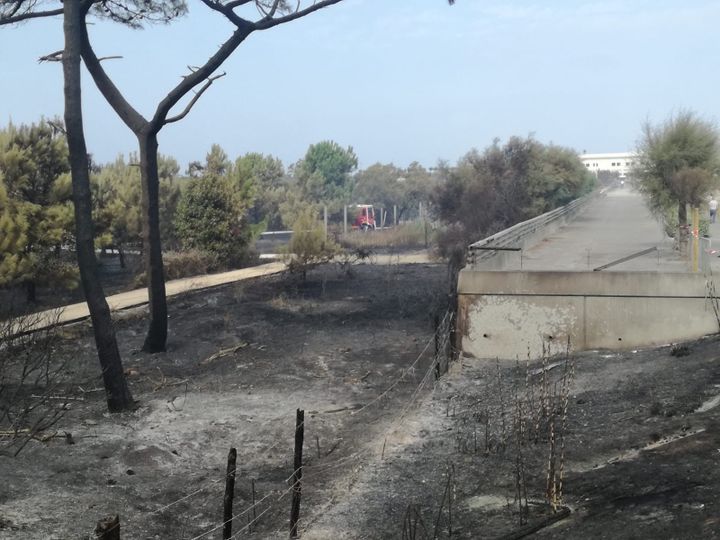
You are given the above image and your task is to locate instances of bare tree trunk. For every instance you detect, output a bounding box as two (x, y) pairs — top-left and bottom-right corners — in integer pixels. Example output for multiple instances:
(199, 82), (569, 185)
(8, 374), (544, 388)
(138, 130), (168, 353)
(63, 0), (133, 412)
(678, 202), (689, 255)
(79, 20), (260, 354)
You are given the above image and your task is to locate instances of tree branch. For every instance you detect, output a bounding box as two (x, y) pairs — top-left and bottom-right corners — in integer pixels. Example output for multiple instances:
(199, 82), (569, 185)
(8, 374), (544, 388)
(199, 0), (252, 28)
(151, 24), (253, 130)
(224, 0), (255, 9)
(0, 7), (63, 26)
(257, 0), (283, 19)
(38, 50), (64, 63)
(46, 119), (67, 135)
(1, 1), (23, 20)
(164, 72), (226, 125)
(79, 12), (148, 133)
(254, 0), (343, 30)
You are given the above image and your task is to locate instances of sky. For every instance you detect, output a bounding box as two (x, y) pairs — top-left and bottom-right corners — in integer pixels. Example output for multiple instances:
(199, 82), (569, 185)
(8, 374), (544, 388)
(1, 0), (719, 171)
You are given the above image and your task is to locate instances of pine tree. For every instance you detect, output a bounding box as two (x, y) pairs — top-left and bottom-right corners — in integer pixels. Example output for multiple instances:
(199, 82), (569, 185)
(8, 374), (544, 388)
(93, 153), (182, 265)
(232, 153), (286, 229)
(0, 178), (31, 287)
(175, 146), (254, 266)
(0, 120), (77, 302)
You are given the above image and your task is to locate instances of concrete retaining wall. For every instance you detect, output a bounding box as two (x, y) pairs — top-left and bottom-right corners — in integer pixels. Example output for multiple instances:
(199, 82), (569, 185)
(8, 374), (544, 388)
(457, 270), (719, 359)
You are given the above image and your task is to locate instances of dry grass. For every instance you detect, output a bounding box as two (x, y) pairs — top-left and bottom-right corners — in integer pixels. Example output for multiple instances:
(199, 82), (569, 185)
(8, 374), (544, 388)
(269, 292), (292, 310)
(339, 222), (433, 250)
(133, 249), (219, 287)
(162, 249), (219, 280)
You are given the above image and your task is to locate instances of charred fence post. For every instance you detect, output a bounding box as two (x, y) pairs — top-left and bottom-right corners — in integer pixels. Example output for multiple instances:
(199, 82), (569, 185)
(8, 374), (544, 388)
(290, 408), (305, 537)
(223, 447), (237, 540)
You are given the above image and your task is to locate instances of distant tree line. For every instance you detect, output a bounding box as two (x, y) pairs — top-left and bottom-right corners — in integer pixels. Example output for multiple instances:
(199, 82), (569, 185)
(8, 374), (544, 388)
(1, 119), (597, 305)
(0, 120), (440, 297)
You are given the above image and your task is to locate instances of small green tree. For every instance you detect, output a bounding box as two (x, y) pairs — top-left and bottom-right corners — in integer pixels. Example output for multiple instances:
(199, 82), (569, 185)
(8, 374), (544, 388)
(295, 141), (357, 209)
(175, 175), (252, 266)
(204, 144), (232, 178)
(634, 111), (720, 249)
(93, 153), (181, 265)
(93, 155), (142, 267)
(232, 152), (286, 229)
(286, 204), (339, 281)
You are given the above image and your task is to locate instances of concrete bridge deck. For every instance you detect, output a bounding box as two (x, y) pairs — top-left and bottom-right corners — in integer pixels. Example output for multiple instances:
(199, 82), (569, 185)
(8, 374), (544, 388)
(499, 188), (692, 272)
(459, 188), (720, 358)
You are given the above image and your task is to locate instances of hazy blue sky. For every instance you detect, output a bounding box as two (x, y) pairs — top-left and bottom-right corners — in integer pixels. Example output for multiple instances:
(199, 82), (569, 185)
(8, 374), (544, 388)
(1, 0), (719, 170)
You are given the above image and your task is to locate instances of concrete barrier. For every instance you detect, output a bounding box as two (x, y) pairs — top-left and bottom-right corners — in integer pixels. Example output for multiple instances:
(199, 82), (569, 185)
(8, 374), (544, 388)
(457, 270), (719, 359)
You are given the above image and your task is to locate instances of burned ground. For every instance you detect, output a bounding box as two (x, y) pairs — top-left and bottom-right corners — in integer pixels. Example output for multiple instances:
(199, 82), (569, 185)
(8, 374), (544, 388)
(2, 262), (720, 539)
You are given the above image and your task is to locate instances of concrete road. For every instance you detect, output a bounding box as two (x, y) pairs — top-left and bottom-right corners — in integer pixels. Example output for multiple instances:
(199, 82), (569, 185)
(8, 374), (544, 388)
(516, 188), (689, 272)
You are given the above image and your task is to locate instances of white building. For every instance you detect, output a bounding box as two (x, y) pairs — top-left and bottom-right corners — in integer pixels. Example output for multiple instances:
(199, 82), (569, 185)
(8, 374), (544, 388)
(579, 152), (636, 177)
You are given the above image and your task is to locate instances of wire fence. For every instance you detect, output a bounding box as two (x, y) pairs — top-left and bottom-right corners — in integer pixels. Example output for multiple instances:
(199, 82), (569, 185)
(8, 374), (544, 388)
(93, 308), (456, 539)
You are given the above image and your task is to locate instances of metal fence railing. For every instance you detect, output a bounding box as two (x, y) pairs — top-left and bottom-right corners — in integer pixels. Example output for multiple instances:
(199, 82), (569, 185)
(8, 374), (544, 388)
(467, 192), (598, 267)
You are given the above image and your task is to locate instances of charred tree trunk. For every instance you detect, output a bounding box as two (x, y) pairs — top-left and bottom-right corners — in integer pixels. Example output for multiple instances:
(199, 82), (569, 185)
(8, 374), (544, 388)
(63, 0), (133, 412)
(138, 130), (168, 353)
(79, 20), (257, 355)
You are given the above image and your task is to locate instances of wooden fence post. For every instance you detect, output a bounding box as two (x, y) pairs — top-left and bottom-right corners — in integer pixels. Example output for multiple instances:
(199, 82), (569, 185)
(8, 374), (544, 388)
(223, 448), (237, 540)
(290, 409), (305, 537)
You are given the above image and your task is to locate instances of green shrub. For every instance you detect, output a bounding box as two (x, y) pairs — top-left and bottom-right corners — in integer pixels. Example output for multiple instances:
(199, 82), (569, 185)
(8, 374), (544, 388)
(285, 205), (339, 280)
(175, 176), (253, 266)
